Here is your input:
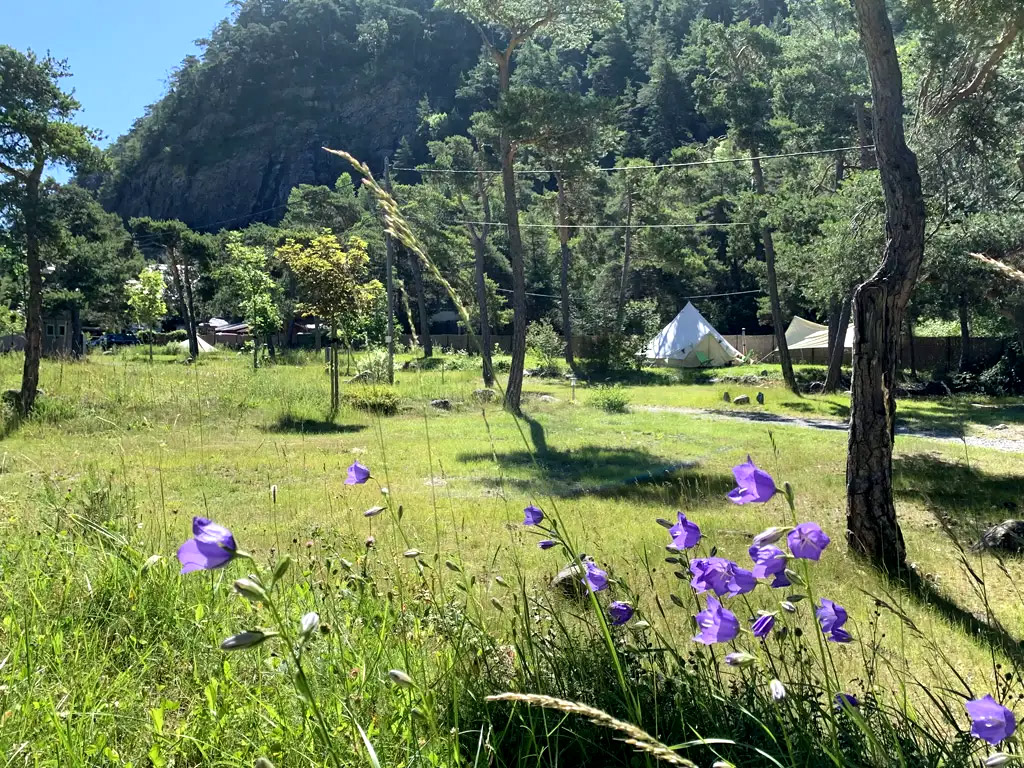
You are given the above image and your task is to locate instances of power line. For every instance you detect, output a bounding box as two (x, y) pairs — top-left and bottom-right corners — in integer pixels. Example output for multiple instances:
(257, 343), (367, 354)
(455, 220), (752, 229)
(496, 287), (765, 300)
(395, 144), (874, 176)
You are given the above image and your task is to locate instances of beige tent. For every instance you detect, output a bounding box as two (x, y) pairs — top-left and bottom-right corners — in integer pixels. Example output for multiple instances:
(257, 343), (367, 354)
(644, 303), (744, 368)
(781, 316), (853, 351)
(178, 337), (216, 354)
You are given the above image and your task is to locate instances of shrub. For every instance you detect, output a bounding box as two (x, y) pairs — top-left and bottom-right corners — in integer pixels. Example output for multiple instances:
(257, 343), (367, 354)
(527, 320), (564, 375)
(977, 342), (1024, 395)
(359, 347), (393, 383)
(343, 384), (400, 415)
(589, 385), (630, 413)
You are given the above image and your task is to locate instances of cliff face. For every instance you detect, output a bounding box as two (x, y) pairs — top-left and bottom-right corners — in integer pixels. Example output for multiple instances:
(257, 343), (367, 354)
(98, 0), (479, 230)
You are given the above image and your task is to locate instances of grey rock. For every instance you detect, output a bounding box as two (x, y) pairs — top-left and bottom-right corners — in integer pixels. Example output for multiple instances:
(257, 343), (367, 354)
(537, 395), (558, 403)
(430, 399), (452, 411)
(348, 370), (374, 384)
(973, 520), (1024, 554)
(994, 424), (1009, 431)
(756, 391), (765, 405)
(473, 388), (496, 402)
(723, 391), (731, 403)
(550, 556), (594, 601)
(733, 394), (751, 405)
(760, 370), (769, 377)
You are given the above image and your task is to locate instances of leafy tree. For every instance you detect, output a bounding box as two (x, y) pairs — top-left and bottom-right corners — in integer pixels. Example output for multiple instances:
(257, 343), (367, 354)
(278, 230), (384, 412)
(129, 218), (211, 360)
(219, 234), (283, 369)
(689, 20), (798, 392)
(0, 46), (100, 412)
(126, 268), (168, 362)
(437, 0), (623, 413)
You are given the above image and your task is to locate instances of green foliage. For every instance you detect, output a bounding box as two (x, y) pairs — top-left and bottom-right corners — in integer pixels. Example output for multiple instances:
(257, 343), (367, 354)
(126, 268), (167, 333)
(343, 384), (401, 414)
(526, 319), (563, 374)
(588, 384), (630, 412)
(220, 235), (282, 339)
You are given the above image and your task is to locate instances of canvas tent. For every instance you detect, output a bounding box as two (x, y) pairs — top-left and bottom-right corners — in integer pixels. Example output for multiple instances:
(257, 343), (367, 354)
(644, 302), (744, 368)
(781, 316), (853, 351)
(178, 337), (215, 354)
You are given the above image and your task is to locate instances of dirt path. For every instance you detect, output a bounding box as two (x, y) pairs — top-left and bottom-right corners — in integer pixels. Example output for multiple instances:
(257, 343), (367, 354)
(637, 405), (1024, 454)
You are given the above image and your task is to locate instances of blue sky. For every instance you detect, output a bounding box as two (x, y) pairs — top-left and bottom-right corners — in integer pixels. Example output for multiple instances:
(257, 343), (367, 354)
(6, 0), (232, 178)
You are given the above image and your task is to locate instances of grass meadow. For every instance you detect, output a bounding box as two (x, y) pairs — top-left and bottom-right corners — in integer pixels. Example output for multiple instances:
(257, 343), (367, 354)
(3, 347), (1024, 766)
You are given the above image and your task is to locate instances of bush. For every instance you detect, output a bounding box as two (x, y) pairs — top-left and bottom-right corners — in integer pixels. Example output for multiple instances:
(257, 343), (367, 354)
(343, 384), (401, 415)
(359, 347), (393, 383)
(977, 341), (1024, 395)
(138, 329), (189, 345)
(589, 385), (630, 413)
(527, 320), (564, 375)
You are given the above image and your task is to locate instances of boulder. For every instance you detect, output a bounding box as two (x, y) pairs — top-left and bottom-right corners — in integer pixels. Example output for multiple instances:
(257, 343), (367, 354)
(973, 520), (1024, 554)
(537, 394), (558, 403)
(348, 370), (374, 384)
(473, 388), (496, 403)
(430, 399), (452, 411)
(756, 391), (765, 405)
(550, 557), (594, 601)
(723, 391), (731, 403)
(733, 394), (751, 405)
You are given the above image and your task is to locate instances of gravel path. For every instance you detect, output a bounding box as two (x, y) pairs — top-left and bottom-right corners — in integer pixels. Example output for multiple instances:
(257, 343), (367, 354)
(637, 405), (1024, 454)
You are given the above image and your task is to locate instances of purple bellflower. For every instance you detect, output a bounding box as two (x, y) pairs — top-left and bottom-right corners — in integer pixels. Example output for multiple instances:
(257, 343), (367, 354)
(608, 601), (634, 626)
(582, 561), (609, 593)
(538, 539), (557, 550)
(690, 558), (755, 597)
(523, 505), (544, 526)
(749, 545), (790, 587)
(346, 461), (371, 485)
(752, 613), (776, 638)
(966, 695), (1017, 745)
(694, 597), (740, 645)
(669, 511), (701, 550)
(817, 598), (852, 642)
(727, 457), (777, 505)
(787, 523), (831, 561)
(178, 517), (237, 574)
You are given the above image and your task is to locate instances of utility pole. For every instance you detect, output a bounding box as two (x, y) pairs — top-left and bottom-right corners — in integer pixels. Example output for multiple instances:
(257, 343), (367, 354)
(383, 157), (396, 384)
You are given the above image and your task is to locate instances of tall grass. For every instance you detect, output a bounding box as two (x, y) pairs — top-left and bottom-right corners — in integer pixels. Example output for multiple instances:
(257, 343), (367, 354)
(1, 351), (1021, 766)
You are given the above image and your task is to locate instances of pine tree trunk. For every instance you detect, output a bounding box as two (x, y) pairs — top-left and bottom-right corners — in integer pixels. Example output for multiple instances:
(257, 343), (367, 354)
(149, 340), (154, 364)
(824, 295), (851, 393)
(847, 0), (927, 573)
(19, 165), (45, 414)
(556, 175), (576, 372)
(751, 151), (798, 393)
(70, 304), (83, 360)
(615, 182), (634, 332)
(958, 291), (972, 373)
(412, 255), (432, 358)
(182, 259), (200, 360)
(474, 175), (494, 388)
(497, 55), (527, 415)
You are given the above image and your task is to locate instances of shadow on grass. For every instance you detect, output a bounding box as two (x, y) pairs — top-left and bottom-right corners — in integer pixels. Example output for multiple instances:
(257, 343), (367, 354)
(262, 414), (366, 435)
(465, 413), (734, 501)
(894, 453), (1022, 529)
(897, 399), (1024, 434)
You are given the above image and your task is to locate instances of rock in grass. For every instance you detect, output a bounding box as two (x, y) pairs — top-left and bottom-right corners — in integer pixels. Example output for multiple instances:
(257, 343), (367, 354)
(473, 388), (496, 403)
(550, 555), (595, 601)
(430, 398), (452, 410)
(973, 520), (1024, 554)
(723, 391), (731, 403)
(757, 391), (765, 405)
(733, 394), (751, 405)
(348, 370), (374, 384)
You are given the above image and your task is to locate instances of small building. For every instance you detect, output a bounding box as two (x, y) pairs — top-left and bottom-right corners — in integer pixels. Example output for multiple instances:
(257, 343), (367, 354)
(43, 311), (73, 356)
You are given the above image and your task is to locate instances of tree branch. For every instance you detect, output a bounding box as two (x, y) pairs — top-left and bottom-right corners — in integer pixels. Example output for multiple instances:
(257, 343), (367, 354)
(0, 160), (28, 182)
(932, 14), (1022, 116)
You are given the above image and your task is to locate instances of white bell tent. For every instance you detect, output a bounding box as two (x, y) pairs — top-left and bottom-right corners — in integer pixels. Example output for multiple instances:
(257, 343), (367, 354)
(781, 316), (853, 351)
(644, 302), (744, 368)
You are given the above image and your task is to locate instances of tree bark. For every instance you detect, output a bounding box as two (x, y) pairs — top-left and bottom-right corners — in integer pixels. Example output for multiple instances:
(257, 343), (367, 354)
(615, 180), (634, 332)
(751, 151), (798, 394)
(182, 258), (200, 360)
(19, 163), (45, 414)
(496, 55), (527, 415)
(958, 291), (972, 373)
(824, 295), (851, 393)
(847, 0), (927, 573)
(266, 334), (276, 361)
(856, 101), (876, 170)
(70, 304), (83, 360)
(473, 172), (494, 388)
(411, 253), (432, 358)
(556, 175), (576, 372)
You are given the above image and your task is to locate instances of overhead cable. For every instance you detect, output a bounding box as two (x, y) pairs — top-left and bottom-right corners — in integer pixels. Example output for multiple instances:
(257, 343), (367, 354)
(454, 220), (752, 229)
(395, 144), (874, 176)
